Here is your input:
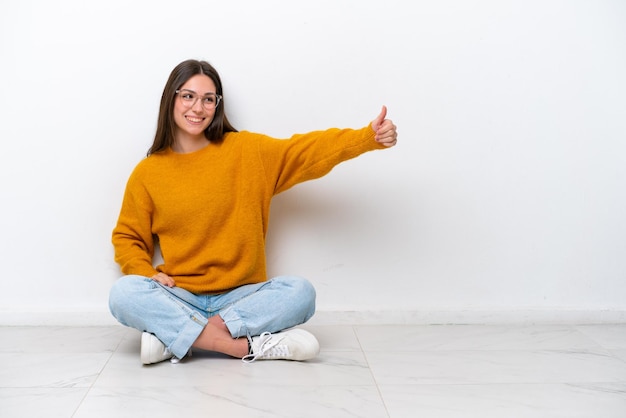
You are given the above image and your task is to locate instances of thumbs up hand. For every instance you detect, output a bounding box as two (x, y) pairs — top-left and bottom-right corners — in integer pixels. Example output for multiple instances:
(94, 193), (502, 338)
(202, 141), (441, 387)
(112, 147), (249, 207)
(371, 105), (398, 147)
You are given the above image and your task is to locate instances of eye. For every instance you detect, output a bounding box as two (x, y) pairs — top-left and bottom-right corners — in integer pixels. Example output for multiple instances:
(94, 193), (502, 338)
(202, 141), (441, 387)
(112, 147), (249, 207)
(203, 96), (216, 104)
(181, 93), (195, 101)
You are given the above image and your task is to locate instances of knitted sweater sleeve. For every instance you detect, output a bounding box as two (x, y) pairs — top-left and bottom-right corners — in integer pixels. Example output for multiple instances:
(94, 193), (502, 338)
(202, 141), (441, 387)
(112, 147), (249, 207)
(111, 165), (158, 278)
(256, 124), (386, 195)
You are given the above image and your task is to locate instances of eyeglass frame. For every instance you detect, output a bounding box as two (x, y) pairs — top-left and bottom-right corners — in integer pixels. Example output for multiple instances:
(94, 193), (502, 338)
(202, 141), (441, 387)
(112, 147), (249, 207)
(175, 89), (223, 109)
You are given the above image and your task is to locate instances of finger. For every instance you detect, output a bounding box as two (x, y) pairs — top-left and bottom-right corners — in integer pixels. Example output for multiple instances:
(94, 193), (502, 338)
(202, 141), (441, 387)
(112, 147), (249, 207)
(152, 273), (175, 287)
(377, 120), (395, 135)
(371, 105), (388, 131)
(375, 122), (397, 142)
(377, 105), (387, 126)
(381, 138), (398, 147)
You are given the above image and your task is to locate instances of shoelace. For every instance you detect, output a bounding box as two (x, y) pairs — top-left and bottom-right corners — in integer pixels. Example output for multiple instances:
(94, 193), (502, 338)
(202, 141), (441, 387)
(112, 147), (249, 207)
(242, 332), (289, 363)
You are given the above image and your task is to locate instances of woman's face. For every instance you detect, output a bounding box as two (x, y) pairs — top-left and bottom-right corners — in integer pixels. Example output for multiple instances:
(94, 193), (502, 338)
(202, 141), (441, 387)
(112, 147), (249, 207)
(173, 74), (218, 140)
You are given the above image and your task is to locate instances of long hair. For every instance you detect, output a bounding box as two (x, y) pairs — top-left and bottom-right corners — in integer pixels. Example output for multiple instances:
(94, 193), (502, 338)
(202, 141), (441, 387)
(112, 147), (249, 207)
(147, 59), (237, 156)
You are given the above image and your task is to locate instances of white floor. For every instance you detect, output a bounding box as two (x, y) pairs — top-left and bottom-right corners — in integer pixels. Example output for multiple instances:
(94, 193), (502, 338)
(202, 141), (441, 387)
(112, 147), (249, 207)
(1, 324), (625, 417)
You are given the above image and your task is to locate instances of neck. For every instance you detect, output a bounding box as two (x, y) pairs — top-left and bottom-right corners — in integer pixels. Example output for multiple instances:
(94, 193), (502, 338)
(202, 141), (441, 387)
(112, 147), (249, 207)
(172, 133), (209, 154)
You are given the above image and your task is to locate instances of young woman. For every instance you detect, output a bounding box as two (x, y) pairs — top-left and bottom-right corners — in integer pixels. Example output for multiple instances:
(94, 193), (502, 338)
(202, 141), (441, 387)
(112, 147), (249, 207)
(109, 59), (398, 365)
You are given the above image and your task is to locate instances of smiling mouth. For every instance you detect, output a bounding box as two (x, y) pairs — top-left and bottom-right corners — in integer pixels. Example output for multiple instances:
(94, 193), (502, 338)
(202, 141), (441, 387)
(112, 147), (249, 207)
(185, 116), (205, 124)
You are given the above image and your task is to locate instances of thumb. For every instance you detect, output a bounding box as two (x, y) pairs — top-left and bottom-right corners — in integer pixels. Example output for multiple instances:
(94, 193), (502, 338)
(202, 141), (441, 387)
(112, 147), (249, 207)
(371, 105), (387, 131)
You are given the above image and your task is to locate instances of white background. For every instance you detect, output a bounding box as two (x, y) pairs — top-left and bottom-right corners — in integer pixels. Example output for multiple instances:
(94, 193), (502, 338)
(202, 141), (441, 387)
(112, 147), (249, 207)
(1, 0), (625, 325)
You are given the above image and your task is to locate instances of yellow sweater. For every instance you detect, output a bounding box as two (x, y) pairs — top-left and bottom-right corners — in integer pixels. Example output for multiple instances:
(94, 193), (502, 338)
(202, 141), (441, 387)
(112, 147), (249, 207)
(112, 125), (386, 294)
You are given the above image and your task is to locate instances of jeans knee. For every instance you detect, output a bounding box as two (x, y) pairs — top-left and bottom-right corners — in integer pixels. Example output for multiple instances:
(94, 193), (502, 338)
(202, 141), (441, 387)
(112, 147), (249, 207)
(283, 276), (316, 319)
(108, 275), (149, 321)
(295, 277), (316, 303)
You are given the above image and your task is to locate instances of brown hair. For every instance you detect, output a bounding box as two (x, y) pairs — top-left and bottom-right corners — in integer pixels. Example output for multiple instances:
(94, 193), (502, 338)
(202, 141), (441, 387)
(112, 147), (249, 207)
(147, 59), (237, 156)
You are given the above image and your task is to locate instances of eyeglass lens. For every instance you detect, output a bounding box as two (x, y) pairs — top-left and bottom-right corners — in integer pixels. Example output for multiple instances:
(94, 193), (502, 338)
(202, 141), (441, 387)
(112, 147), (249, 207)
(177, 90), (220, 109)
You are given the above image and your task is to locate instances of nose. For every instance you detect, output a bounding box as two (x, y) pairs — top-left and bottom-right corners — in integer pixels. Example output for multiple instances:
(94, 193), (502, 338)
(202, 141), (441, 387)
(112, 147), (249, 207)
(191, 97), (204, 111)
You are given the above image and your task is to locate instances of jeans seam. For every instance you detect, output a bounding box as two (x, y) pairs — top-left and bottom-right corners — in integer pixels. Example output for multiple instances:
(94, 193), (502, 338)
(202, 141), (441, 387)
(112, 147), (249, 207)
(153, 280), (207, 325)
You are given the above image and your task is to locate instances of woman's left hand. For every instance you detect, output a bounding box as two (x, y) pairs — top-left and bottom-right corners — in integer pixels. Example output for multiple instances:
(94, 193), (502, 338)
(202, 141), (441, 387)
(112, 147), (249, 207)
(371, 105), (398, 147)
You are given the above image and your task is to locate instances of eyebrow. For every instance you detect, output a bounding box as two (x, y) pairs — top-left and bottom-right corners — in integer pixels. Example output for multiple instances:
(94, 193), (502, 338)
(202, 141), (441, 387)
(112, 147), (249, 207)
(179, 88), (217, 96)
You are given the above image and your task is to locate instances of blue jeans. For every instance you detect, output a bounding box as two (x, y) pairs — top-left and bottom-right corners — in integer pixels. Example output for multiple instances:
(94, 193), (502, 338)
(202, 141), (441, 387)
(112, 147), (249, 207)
(108, 275), (316, 359)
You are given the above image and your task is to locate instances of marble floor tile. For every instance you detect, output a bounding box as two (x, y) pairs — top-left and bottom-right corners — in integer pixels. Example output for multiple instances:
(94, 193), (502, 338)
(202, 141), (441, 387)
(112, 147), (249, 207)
(93, 333), (376, 389)
(576, 324), (626, 349)
(379, 382), (626, 418)
(365, 349), (626, 385)
(0, 326), (128, 353)
(355, 324), (604, 351)
(301, 325), (362, 351)
(0, 388), (88, 418)
(612, 349), (626, 363)
(1, 323), (625, 417)
(0, 352), (112, 388)
(74, 385), (388, 418)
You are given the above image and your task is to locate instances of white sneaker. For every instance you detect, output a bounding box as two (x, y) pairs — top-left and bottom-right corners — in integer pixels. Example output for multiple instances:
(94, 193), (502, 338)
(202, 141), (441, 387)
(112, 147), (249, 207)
(242, 329), (320, 363)
(140, 332), (174, 365)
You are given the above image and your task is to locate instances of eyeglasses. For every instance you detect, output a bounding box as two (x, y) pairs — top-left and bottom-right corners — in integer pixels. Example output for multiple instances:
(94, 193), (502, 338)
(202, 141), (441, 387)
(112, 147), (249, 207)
(175, 89), (222, 110)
